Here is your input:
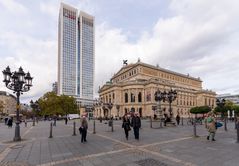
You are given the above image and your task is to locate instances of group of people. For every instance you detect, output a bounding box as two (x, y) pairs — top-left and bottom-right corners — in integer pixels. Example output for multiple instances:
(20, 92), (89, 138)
(79, 111), (220, 143)
(78, 112), (141, 143)
(122, 112), (141, 140)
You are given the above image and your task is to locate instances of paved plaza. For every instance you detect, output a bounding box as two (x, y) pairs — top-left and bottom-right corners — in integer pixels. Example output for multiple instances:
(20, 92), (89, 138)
(0, 119), (238, 166)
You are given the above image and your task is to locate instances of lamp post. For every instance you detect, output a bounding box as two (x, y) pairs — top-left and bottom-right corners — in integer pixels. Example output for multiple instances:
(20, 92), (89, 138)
(107, 102), (113, 132)
(154, 89), (166, 127)
(216, 98), (227, 131)
(30, 100), (39, 126)
(165, 89), (177, 120)
(2, 66), (33, 141)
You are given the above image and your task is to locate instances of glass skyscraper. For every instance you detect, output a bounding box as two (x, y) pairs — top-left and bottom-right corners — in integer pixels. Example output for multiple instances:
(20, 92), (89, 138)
(58, 3), (95, 105)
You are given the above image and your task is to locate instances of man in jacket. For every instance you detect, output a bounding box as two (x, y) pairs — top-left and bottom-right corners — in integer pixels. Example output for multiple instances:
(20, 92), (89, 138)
(205, 112), (216, 141)
(131, 112), (141, 140)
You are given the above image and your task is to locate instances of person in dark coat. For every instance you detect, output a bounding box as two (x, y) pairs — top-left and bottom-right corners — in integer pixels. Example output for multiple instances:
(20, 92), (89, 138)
(65, 117), (68, 125)
(122, 114), (131, 140)
(131, 112), (141, 140)
(7, 117), (13, 128)
(80, 116), (88, 143)
(176, 114), (180, 125)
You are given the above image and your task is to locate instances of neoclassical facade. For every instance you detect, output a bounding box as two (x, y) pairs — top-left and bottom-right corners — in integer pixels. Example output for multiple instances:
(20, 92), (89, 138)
(95, 61), (216, 118)
(0, 91), (17, 116)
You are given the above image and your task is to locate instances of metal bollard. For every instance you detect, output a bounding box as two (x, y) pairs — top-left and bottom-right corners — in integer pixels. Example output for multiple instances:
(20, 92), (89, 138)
(237, 122), (239, 143)
(111, 120), (114, 132)
(49, 122), (53, 138)
(33, 117), (35, 126)
(193, 119), (197, 137)
(93, 120), (96, 134)
(181, 117), (183, 126)
(150, 116), (152, 128)
(72, 121), (76, 136)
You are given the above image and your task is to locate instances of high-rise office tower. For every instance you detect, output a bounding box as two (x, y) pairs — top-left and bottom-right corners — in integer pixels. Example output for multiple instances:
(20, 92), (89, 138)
(58, 3), (95, 105)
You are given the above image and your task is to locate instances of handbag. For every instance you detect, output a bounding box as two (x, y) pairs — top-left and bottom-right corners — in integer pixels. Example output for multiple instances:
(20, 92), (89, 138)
(127, 125), (131, 131)
(216, 122), (223, 128)
(79, 127), (83, 134)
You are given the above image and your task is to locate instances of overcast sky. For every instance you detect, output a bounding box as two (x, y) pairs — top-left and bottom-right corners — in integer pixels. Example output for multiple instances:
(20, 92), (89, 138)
(0, 0), (239, 103)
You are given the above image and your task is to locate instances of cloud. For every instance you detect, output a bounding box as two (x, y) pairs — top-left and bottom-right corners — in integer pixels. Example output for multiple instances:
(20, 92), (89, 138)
(0, 0), (28, 14)
(0, 31), (57, 102)
(1, 0), (239, 104)
(95, 0), (239, 95)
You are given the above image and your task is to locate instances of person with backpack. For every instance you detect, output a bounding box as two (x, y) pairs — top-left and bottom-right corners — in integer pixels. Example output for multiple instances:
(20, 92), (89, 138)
(205, 112), (216, 141)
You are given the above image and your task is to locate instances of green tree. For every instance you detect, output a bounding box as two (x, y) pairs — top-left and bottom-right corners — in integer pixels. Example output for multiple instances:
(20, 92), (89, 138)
(37, 92), (78, 117)
(38, 92), (62, 116)
(190, 106), (211, 114)
(233, 105), (239, 115)
(59, 95), (78, 116)
(189, 106), (211, 137)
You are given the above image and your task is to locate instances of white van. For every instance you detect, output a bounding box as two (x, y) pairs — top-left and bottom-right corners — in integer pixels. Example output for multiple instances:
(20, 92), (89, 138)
(67, 114), (80, 120)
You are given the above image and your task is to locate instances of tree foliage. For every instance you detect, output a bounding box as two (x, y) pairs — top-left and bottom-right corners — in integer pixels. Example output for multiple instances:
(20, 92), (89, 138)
(37, 92), (78, 116)
(214, 100), (234, 114)
(190, 106), (211, 114)
(233, 105), (239, 115)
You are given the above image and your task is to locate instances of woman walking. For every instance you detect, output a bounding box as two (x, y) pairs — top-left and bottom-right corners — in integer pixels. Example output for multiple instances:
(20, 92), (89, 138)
(80, 116), (88, 143)
(122, 114), (131, 140)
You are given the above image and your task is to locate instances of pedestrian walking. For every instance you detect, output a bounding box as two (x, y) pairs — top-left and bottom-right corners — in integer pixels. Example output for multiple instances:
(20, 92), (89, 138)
(80, 116), (88, 143)
(53, 116), (57, 126)
(131, 112), (141, 140)
(176, 114), (180, 125)
(205, 112), (217, 141)
(7, 117), (13, 128)
(122, 114), (131, 140)
(65, 117), (68, 125)
(24, 119), (27, 127)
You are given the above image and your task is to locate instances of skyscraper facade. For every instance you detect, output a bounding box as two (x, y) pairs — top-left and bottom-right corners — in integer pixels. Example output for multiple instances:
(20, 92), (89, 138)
(58, 3), (95, 105)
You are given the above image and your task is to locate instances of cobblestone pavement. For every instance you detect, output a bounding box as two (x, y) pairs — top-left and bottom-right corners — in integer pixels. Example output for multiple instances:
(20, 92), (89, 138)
(0, 119), (238, 166)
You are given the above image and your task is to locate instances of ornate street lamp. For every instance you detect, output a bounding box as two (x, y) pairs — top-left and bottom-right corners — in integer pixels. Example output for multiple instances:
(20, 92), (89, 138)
(165, 89), (177, 119)
(30, 100), (39, 126)
(154, 89), (166, 127)
(107, 102), (113, 132)
(2, 66), (33, 141)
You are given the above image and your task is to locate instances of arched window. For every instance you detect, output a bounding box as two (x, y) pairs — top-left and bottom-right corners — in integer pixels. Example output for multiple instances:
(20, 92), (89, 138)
(138, 92), (142, 102)
(125, 93), (128, 103)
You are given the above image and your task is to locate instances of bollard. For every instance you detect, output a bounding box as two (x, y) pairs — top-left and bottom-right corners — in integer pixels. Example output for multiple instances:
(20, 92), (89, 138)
(93, 119), (96, 134)
(72, 121), (76, 136)
(33, 117), (35, 126)
(237, 122), (239, 143)
(150, 116), (152, 128)
(181, 117), (183, 126)
(49, 122), (53, 138)
(111, 120), (114, 132)
(193, 119), (197, 137)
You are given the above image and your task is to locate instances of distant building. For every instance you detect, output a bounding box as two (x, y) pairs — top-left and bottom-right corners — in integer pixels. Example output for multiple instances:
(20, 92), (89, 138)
(96, 61), (216, 118)
(0, 91), (17, 116)
(58, 3), (95, 107)
(217, 94), (239, 105)
(52, 82), (58, 94)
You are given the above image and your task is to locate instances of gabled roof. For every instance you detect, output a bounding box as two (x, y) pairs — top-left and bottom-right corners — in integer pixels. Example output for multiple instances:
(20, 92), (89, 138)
(111, 61), (201, 82)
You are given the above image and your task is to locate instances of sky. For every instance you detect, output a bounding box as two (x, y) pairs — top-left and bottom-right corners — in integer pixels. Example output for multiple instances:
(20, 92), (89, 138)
(0, 0), (239, 104)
